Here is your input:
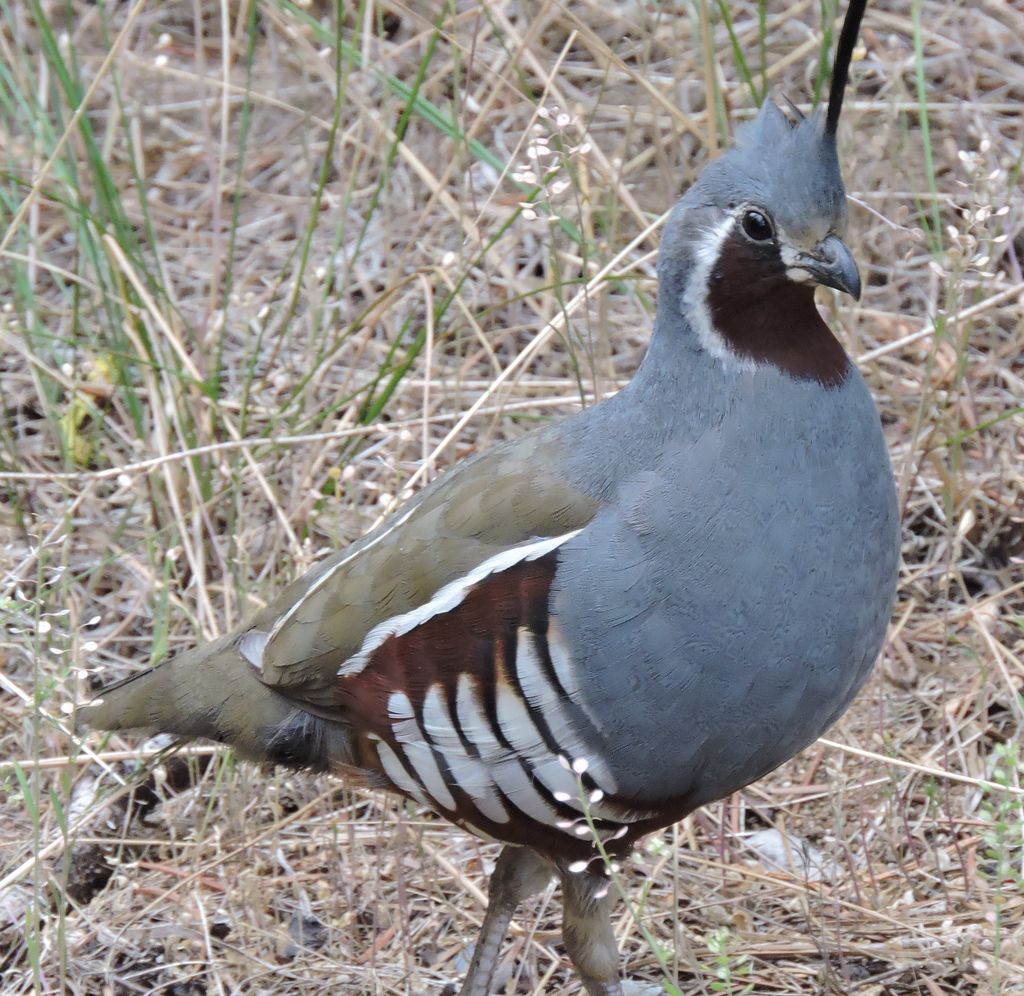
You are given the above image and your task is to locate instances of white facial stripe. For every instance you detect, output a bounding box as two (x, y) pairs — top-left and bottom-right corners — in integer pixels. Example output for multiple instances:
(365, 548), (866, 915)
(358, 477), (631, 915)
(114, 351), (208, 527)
(338, 530), (582, 677)
(779, 240), (812, 284)
(680, 213), (828, 371)
(680, 215), (755, 371)
(778, 241), (802, 268)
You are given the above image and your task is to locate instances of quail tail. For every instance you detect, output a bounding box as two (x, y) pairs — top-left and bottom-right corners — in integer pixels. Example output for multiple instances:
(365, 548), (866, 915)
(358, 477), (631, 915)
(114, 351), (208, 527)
(79, 636), (355, 771)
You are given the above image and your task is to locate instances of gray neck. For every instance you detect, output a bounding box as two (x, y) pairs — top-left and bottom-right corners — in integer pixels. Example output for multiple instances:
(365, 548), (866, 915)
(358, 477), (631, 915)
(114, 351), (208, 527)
(637, 293), (710, 384)
(557, 306), (737, 500)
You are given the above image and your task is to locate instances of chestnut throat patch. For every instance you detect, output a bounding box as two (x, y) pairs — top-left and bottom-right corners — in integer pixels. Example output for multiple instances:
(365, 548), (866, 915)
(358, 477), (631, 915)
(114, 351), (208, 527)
(706, 230), (850, 388)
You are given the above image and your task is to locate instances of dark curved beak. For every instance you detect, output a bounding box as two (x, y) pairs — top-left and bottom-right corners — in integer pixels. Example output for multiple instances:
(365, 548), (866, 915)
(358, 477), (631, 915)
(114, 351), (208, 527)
(800, 233), (861, 300)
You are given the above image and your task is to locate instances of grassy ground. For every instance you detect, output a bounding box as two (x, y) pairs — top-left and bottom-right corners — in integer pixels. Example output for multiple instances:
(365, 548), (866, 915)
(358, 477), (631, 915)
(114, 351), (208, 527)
(1, 0), (1022, 992)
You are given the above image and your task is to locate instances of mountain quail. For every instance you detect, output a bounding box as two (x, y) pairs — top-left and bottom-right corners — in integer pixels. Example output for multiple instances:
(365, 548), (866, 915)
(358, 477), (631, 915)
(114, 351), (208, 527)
(81, 1), (899, 992)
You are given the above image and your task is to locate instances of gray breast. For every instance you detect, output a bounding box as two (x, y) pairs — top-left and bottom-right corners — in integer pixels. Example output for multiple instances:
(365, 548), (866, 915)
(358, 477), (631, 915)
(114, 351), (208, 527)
(551, 367), (899, 808)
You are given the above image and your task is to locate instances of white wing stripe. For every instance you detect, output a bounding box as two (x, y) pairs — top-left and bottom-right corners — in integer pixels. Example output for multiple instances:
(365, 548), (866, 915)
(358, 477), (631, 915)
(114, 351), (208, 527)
(239, 630), (269, 671)
(264, 504), (419, 658)
(338, 530), (582, 677)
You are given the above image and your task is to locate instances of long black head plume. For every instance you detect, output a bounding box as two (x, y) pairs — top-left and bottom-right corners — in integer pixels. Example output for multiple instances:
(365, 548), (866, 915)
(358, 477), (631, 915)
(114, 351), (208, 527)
(825, 0), (868, 136)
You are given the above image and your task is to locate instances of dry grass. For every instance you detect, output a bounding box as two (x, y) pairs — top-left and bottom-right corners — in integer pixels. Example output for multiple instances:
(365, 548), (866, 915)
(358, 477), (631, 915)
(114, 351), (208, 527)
(1, 0), (1022, 993)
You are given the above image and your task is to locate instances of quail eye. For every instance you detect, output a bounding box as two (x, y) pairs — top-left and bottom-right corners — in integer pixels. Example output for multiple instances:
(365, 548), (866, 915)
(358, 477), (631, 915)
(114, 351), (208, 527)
(741, 209), (775, 242)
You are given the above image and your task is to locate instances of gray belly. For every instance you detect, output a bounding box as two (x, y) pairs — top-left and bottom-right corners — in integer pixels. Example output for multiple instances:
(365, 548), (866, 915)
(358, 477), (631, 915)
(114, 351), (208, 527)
(552, 374), (900, 808)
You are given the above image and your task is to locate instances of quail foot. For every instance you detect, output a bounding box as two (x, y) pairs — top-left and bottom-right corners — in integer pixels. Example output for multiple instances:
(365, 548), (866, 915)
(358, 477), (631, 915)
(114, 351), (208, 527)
(81, 1), (899, 993)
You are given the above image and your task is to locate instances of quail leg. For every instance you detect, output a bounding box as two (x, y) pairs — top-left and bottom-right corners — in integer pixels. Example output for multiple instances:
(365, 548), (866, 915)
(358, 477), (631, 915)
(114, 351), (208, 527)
(560, 867), (623, 996)
(457, 845), (553, 996)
